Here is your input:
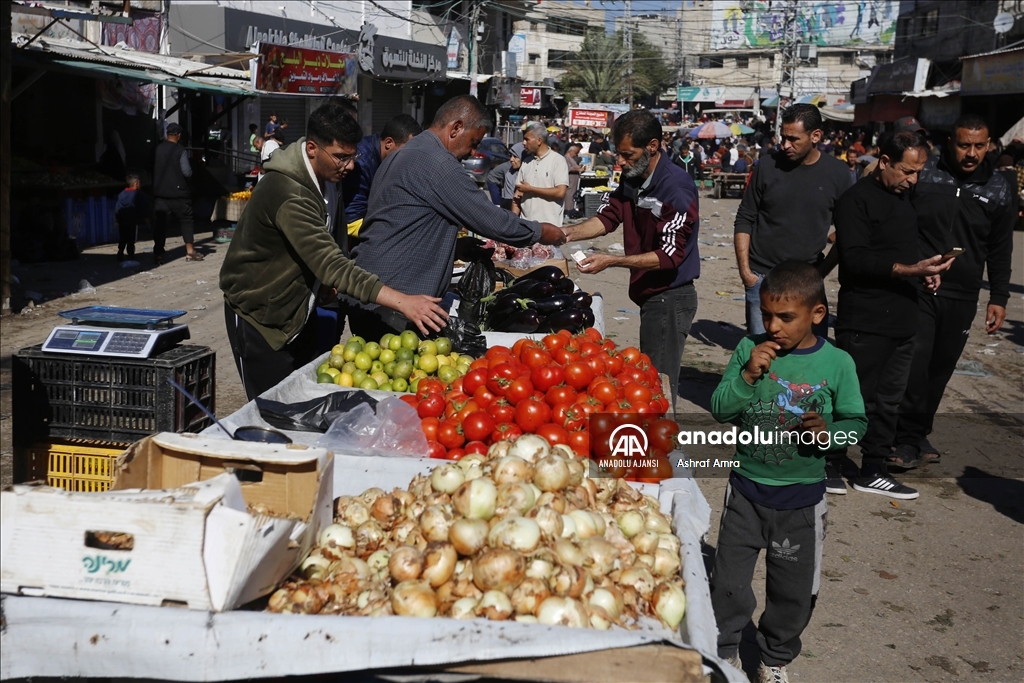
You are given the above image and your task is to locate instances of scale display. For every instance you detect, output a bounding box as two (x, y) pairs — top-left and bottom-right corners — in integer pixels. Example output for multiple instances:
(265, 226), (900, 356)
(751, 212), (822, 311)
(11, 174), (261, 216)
(42, 325), (190, 359)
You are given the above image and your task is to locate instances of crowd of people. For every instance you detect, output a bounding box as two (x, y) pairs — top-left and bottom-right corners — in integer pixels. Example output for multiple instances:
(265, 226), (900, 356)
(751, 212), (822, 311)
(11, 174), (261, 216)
(140, 94), (1022, 683)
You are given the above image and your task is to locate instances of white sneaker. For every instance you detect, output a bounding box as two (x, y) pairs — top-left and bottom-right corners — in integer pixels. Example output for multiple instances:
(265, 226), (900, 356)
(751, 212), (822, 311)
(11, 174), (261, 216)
(757, 661), (790, 683)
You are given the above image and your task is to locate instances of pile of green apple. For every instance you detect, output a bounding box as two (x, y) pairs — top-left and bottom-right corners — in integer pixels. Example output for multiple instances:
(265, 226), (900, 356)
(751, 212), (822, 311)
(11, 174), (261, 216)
(316, 330), (474, 392)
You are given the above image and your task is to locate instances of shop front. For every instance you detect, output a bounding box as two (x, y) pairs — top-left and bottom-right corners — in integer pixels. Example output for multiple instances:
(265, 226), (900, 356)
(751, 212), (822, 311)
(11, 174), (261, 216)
(960, 47), (1024, 139)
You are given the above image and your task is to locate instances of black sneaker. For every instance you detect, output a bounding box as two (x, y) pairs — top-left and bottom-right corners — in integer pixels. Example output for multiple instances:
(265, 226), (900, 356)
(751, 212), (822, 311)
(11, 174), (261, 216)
(853, 474), (919, 500)
(825, 461), (846, 495)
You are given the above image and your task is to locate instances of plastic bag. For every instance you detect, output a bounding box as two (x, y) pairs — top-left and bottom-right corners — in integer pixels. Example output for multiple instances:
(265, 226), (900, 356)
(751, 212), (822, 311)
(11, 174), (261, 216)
(256, 391), (378, 433)
(317, 397), (428, 458)
(445, 315), (487, 358)
(456, 252), (498, 326)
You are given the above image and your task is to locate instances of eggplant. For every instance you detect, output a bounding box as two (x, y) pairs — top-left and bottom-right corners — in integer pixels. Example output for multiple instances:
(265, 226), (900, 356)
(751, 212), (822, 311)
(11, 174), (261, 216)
(570, 291), (593, 310)
(580, 307), (596, 329)
(504, 278), (553, 300)
(513, 265), (565, 285)
(495, 309), (542, 333)
(487, 297), (528, 327)
(527, 294), (572, 316)
(538, 308), (587, 333)
(551, 278), (575, 296)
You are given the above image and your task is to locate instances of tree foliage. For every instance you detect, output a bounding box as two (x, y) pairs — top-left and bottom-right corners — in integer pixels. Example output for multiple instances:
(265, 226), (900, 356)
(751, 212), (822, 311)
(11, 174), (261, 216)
(559, 29), (674, 102)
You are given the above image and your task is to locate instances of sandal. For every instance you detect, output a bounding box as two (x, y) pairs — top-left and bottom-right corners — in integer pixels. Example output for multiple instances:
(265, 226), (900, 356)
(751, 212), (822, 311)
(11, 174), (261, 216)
(918, 439), (941, 464)
(886, 444), (920, 471)
(185, 253), (205, 262)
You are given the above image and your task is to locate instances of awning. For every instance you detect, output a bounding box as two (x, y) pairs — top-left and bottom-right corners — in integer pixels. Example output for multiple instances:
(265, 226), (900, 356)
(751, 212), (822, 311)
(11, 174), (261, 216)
(820, 104), (855, 122)
(795, 94), (826, 105)
(43, 58), (255, 96)
(961, 46), (1024, 96)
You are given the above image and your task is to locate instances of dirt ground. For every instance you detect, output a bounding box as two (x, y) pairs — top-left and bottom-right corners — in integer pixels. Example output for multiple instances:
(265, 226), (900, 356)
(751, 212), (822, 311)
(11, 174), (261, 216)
(1, 197), (1021, 683)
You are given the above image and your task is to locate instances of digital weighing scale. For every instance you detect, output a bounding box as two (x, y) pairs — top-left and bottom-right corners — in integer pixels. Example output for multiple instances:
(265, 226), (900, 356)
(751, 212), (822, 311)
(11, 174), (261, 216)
(41, 306), (191, 359)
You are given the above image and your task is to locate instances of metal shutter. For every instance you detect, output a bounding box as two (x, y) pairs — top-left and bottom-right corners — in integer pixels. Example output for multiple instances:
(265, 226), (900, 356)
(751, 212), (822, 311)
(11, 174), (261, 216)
(260, 96), (309, 145)
(371, 83), (405, 133)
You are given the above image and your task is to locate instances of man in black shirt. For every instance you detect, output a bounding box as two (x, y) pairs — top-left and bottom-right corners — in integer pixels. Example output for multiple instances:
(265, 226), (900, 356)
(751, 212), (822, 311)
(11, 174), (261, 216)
(834, 132), (953, 500)
(152, 123), (200, 264)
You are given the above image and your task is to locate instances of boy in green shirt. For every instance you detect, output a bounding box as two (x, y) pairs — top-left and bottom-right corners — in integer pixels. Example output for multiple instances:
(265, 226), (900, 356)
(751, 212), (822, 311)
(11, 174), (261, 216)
(709, 262), (866, 683)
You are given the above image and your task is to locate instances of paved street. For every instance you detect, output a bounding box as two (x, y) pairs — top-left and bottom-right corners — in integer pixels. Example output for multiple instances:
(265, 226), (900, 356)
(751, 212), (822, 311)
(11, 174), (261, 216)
(1, 199), (1021, 682)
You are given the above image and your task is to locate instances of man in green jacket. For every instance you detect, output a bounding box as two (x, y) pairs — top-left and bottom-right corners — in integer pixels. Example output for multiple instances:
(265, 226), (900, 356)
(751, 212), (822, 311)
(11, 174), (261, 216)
(221, 104), (447, 400)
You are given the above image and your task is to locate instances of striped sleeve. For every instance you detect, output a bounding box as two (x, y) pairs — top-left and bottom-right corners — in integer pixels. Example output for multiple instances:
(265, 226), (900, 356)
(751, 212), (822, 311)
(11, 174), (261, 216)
(654, 192), (697, 269)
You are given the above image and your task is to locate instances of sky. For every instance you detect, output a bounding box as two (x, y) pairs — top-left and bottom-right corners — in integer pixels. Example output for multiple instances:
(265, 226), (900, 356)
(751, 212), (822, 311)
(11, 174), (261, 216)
(567, 0), (691, 32)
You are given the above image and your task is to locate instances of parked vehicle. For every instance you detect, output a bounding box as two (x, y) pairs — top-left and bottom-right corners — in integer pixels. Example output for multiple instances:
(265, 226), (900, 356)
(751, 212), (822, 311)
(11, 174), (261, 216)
(461, 137), (511, 182)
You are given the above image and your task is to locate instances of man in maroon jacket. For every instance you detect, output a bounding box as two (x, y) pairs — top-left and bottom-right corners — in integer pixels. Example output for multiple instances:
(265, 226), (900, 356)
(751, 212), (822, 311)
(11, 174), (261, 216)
(563, 110), (701, 407)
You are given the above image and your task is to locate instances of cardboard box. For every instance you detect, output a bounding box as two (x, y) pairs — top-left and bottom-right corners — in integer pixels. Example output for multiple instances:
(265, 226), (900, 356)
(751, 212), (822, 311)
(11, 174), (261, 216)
(496, 256), (570, 279)
(0, 433), (333, 612)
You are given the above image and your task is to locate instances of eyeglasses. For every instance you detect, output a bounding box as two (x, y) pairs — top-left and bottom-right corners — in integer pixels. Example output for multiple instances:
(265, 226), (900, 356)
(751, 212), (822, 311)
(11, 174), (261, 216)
(328, 151), (361, 167)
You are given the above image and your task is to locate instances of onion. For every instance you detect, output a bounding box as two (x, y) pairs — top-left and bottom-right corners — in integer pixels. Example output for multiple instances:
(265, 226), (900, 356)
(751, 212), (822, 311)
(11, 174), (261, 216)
(408, 474), (432, 499)
(450, 596), (479, 619)
(421, 541), (457, 587)
(435, 580), (456, 611)
(493, 456), (533, 485)
(487, 440), (513, 460)
(509, 434), (550, 463)
(366, 550), (390, 577)
(477, 590), (513, 620)
(372, 493), (403, 526)
(579, 537), (618, 577)
(658, 533), (682, 554)
(360, 487), (386, 506)
(590, 605), (613, 629)
(458, 453), (486, 480)
(355, 520), (386, 556)
(653, 548), (681, 578)
(525, 555), (556, 580)
(589, 586), (624, 620)
(391, 580), (438, 618)
(472, 548), (525, 594)
(340, 500), (370, 528)
(552, 443), (577, 460)
(565, 458), (585, 486)
(514, 614), (539, 624)
(388, 545), (424, 583)
(420, 505), (454, 543)
(616, 510), (645, 539)
(430, 464), (465, 494)
(631, 530), (660, 554)
(527, 505), (564, 541)
(328, 556), (370, 581)
(333, 495), (353, 518)
(569, 510), (599, 539)
(550, 564), (587, 598)
(619, 567), (656, 599)
(652, 582), (687, 629)
(589, 510), (606, 536)
(538, 491), (567, 514)
(533, 455), (570, 492)
(537, 596), (589, 627)
(391, 519), (419, 545)
(453, 478), (498, 520)
(553, 538), (585, 567)
(488, 516), (542, 553)
(448, 518), (489, 556)
(636, 554), (655, 570)
(528, 483), (543, 503)
(319, 523), (355, 559)
(497, 482), (536, 516)
(644, 510), (673, 535)
(560, 513), (577, 539)
(510, 577), (551, 615)
(300, 554), (331, 580)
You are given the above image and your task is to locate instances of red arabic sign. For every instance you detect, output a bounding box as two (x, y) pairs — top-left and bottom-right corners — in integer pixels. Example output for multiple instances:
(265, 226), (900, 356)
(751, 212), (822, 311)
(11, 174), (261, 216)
(252, 42), (358, 95)
(568, 109), (611, 128)
(520, 87), (542, 109)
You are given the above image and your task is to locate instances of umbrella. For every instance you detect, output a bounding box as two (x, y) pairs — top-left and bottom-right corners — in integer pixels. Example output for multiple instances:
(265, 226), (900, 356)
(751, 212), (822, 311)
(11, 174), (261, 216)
(689, 121), (733, 139)
(1000, 115), (1024, 146)
(546, 125), (560, 132)
(730, 123), (755, 135)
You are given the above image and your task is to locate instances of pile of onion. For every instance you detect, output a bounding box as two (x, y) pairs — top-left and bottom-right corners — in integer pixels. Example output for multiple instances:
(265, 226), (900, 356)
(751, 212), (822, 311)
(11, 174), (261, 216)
(267, 434), (686, 631)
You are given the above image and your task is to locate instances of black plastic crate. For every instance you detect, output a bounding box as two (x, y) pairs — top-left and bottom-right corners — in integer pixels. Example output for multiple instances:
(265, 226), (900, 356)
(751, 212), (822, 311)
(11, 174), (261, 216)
(13, 344), (215, 451)
(584, 193), (606, 217)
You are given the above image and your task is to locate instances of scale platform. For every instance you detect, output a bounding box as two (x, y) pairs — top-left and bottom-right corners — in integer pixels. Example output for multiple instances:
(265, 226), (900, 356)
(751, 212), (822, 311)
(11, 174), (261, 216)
(42, 306), (191, 359)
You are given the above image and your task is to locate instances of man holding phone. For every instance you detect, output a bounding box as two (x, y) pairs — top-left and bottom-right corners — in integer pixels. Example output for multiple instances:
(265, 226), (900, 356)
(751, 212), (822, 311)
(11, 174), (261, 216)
(890, 115), (1015, 469)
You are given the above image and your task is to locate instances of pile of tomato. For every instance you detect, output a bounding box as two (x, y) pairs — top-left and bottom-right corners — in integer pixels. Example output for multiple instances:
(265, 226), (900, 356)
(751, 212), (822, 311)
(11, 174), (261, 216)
(398, 328), (679, 481)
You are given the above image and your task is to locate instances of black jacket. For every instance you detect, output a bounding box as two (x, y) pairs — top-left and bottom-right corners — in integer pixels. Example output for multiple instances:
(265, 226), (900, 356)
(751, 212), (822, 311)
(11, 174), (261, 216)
(911, 151), (1014, 307)
(152, 140), (192, 199)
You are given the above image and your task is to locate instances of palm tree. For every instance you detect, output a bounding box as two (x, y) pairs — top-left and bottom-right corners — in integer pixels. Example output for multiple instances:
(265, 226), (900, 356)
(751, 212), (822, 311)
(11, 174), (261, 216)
(559, 30), (627, 102)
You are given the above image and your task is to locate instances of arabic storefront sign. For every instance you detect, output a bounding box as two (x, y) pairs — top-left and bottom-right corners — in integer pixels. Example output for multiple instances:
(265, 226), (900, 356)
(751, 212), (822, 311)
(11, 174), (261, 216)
(252, 43), (358, 95)
(447, 27), (462, 70)
(677, 86), (727, 102)
(520, 87), (542, 109)
(962, 49), (1024, 96)
(568, 109), (612, 128)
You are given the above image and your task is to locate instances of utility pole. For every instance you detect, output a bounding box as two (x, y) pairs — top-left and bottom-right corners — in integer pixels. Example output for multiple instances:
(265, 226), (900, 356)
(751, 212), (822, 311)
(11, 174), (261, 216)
(468, 0), (480, 98)
(774, 0), (799, 139)
(676, 12), (684, 89)
(624, 0), (632, 106)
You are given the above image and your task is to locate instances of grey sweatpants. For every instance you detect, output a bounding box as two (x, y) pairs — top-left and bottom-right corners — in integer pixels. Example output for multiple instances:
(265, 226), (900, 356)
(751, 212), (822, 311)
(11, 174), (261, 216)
(710, 484), (827, 667)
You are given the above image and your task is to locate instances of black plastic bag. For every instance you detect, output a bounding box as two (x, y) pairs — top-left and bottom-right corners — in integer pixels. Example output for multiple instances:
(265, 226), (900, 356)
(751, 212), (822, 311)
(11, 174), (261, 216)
(256, 391), (378, 433)
(445, 316), (487, 359)
(456, 249), (498, 327)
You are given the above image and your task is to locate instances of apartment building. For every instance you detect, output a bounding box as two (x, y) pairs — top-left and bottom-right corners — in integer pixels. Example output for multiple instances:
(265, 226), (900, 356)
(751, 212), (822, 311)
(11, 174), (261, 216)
(510, 3), (605, 83)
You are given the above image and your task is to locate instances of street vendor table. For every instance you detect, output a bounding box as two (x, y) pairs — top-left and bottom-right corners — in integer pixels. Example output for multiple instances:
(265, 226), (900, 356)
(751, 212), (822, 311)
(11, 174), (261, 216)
(710, 172), (748, 199)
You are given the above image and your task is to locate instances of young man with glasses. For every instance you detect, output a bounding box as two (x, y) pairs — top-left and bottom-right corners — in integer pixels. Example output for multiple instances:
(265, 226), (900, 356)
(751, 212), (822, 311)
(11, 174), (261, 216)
(220, 103), (448, 400)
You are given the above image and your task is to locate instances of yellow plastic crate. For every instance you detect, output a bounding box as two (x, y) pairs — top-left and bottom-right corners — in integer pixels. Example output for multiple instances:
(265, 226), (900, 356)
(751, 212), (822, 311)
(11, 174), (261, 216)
(19, 440), (129, 492)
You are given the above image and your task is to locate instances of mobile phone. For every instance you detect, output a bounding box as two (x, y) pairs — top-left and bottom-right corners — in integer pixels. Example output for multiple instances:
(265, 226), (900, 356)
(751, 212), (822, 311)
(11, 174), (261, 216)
(571, 250), (588, 265)
(943, 247), (964, 259)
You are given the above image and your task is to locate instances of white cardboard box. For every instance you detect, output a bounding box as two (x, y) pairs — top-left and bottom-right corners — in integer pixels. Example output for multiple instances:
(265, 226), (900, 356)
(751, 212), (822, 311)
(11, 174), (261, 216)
(0, 433), (334, 612)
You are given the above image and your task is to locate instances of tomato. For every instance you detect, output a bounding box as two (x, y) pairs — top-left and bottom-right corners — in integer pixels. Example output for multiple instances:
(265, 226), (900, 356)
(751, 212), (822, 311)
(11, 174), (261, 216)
(594, 456), (628, 478)
(505, 377), (535, 406)
(462, 411), (496, 442)
(491, 422), (523, 442)
(620, 346), (642, 365)
(583, 355), (606, 376)
(472, 384), (497, 408)
(486, 346), (512, 361)
(649, 418), (679, 454)
(573, 397), (600, 417)
(446, 448), (466, 461)
(567, 430), (591, 459)
(545, 384), (577, 408)
(464, 440), (488, 455)
(604, 353), (624, 375)
(470, 358), (489, 371)
(462, 368), (488, 395)
(437, 421), (465, 449)
(420, 416), (440, 442)
(448, 377), (464, 393)
(579, 341), (602, 358)
(399, 395), (418, 407)
(426, 440), (448, 459)
(443, 393), (471, 419)
(551, 347), (580, 365)
(487, 400), (516, 424)
(486, 363), (518, 395)
(584, 328), (603, 343)
(416, 378), (446, 400)
(515, 397), (552, 433)
(417, 393), (446, 419)
(487, 353), (514, 370)
(537, 423), (570, 446)
(623, 382), (652, 405)
(631, 455), (674, 483)
(454, 399), (482, 422)
(564, 362), (594, 391)
(521, 346), (553, 370)
(591, 381), (619, 406)
(560, 403), (588, 432)
(531, 365), (565, 393)
(511, 338), (531, 360)
(542, 334), (567, 352)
